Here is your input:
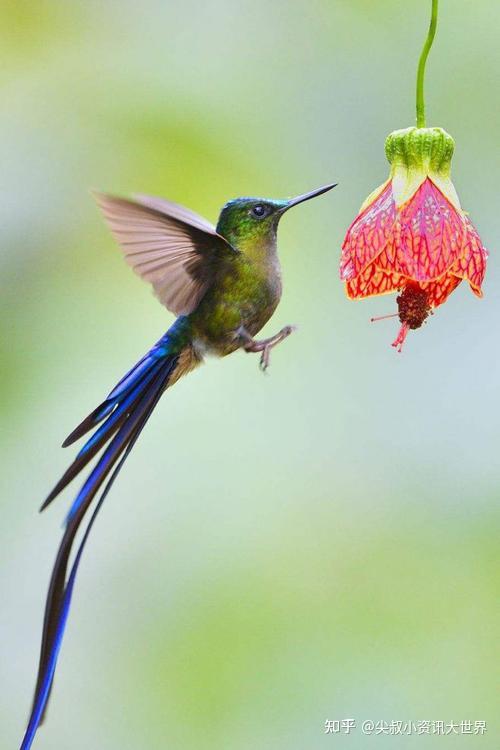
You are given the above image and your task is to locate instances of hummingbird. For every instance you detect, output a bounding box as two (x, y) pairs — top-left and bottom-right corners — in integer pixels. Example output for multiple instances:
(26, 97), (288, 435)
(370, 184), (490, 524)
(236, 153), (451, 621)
(19, 181), (336, 749)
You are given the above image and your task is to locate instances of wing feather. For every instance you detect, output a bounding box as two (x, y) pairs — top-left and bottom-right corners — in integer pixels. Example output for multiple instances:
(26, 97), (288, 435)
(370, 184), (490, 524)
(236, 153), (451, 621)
(133, 192), (217, 233)
(94, 192), (234, 315)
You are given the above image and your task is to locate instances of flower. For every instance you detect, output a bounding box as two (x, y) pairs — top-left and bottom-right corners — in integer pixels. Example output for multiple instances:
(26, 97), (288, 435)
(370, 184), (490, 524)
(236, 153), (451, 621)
(340, 127), (488, 351)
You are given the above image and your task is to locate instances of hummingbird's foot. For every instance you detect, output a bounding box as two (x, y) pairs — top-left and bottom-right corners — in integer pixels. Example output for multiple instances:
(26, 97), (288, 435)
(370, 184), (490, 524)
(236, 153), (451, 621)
(237, 325), (297, 372)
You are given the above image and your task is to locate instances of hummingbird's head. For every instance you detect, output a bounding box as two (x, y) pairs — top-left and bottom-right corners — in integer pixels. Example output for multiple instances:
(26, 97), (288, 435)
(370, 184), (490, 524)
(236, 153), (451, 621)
(216, 183), (336, 249)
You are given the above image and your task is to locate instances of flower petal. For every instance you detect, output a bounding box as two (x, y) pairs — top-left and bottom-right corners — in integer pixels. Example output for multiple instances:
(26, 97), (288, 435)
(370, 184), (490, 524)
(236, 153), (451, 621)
(340, 182), (396, 280)
(428, 173), (462, 211)
(419, 274), (462, 307)
(358, 179), (391, 213)
(450, 216), (488, 297)
(390, 165), (427, 207)
(379, 178), (466, 282)
(345, 263), (404, 299)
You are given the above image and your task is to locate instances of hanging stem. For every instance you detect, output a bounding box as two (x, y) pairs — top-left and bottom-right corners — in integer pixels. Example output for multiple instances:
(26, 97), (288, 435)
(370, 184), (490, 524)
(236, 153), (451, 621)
(416, 0), (439, 128)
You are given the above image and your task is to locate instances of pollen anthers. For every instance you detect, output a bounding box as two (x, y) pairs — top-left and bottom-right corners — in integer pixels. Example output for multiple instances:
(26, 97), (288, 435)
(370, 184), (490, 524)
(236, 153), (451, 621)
(396, 284), (431, 330)
(391, 284), (431, 353)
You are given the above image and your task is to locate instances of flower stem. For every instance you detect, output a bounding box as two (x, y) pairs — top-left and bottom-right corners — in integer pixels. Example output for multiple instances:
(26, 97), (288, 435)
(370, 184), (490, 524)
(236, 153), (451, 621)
(416, 0), (439, 128)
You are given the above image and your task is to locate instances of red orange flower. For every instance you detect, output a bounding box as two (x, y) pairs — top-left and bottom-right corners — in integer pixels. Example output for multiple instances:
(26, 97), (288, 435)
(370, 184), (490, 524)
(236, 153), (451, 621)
(340, 127), (487, 350)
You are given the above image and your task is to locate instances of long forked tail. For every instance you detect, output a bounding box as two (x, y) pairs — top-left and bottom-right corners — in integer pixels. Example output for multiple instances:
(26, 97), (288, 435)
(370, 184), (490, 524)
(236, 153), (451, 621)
(20, 317), (197, 750)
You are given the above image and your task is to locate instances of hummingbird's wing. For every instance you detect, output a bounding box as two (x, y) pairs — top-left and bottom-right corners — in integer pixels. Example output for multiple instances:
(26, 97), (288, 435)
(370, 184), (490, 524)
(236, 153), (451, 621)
(133, 193), (217, 233)
(94, 192), (235, 316)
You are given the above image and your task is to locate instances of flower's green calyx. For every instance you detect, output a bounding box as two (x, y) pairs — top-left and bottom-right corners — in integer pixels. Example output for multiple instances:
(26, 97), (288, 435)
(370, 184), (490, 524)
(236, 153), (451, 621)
(384, 127), (459, 208)
(385, 127), (454, 174)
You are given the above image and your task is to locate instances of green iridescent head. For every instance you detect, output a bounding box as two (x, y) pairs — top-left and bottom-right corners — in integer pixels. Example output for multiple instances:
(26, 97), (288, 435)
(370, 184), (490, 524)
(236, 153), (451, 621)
(216, 184), (336, 247)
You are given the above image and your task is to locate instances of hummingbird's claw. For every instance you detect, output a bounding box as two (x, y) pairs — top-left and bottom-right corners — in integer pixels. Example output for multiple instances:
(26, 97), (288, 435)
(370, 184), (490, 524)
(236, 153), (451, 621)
(259, 348), (271, 373)
(239, 324), (297, 373)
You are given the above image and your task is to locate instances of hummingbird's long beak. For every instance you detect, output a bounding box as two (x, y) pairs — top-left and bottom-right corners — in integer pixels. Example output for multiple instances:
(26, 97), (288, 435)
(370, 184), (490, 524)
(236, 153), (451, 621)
(284, 182), (337, 210)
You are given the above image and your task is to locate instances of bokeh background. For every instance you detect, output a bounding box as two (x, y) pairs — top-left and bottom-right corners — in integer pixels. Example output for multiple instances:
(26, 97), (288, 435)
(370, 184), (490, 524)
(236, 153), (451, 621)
(1, 1), (499, 748)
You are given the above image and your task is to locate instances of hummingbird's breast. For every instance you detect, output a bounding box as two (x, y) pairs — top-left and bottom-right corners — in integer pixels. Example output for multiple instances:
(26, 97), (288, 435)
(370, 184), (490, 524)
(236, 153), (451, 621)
(189, 252), (282, 357)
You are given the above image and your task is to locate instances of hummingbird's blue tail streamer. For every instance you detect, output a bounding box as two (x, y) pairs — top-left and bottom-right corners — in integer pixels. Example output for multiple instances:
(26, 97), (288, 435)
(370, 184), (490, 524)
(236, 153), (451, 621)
(20, 318), (189, 750)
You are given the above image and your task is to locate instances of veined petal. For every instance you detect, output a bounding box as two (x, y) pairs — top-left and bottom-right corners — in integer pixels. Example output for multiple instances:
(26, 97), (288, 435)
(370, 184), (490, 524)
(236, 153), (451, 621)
(390, 169), (461, 212)
(390, 164), (428, 207)
(419, 274), (462, 307)
(379, 178), (466, 282)
(358, 179), (391, 213)
(345, 263), (404, 299)
(450, 215), (488, 296)
(340, 182), (397, 281)
(428, 173), (461, 211)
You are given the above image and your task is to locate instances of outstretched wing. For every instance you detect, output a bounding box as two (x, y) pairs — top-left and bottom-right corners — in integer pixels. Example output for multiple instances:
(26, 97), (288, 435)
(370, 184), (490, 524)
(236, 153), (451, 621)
(94, 192), (235, 315)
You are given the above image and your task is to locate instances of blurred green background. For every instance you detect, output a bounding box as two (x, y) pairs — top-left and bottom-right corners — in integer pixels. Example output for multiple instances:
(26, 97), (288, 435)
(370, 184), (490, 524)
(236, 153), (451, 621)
(1, 1), (499, 748)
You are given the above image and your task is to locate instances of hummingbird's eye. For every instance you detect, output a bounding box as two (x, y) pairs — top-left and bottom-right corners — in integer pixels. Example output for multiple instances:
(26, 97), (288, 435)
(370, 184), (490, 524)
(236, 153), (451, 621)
(251, 204), (267, 219)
